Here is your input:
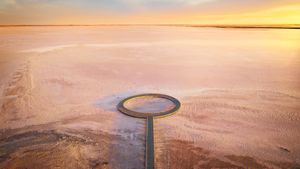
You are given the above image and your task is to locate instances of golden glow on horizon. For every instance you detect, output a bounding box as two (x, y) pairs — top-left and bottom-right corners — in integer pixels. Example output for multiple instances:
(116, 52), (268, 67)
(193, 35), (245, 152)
(0, 2), (299, 25)
(134, 3), (300, 25)
(208, 4), (300, 25)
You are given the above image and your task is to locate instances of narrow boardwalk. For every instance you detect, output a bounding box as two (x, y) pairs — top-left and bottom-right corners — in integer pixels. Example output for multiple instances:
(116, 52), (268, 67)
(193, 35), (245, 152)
(146, 116), (154, 169)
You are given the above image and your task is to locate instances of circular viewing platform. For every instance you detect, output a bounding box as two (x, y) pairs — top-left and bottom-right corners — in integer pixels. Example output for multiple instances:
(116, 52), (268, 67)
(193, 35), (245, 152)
(117, 93), (181, 118)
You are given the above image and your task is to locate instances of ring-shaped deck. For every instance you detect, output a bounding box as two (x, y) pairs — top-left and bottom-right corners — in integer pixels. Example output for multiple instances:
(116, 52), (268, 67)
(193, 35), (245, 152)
(117, 93), (181, 118)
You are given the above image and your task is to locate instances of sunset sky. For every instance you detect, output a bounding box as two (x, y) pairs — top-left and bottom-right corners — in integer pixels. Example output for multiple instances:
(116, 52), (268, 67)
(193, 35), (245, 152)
(0, 0), (299, 25)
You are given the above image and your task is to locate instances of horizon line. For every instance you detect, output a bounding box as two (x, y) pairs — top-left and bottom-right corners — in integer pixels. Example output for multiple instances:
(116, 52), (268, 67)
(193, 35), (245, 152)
(0, 24), (300, 29)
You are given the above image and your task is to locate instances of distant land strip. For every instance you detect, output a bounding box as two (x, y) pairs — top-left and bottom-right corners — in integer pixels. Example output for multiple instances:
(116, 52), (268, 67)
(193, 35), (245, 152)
(0, 24), (299, 29)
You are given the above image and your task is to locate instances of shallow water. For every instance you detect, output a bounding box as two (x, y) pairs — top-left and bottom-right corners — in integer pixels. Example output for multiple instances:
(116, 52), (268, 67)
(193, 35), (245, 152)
(124, 97), (175, 113)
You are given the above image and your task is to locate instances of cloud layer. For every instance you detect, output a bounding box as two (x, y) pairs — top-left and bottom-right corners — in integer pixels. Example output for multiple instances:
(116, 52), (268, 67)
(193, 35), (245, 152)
(0, 0), (299, 24)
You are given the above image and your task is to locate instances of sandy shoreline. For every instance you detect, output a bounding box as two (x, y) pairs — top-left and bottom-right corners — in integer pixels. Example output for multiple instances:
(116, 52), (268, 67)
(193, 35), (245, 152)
(0, 26), (300, 168)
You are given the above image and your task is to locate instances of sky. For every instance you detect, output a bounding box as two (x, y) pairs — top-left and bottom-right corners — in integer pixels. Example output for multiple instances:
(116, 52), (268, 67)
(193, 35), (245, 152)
(0, 0), (299, 25)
